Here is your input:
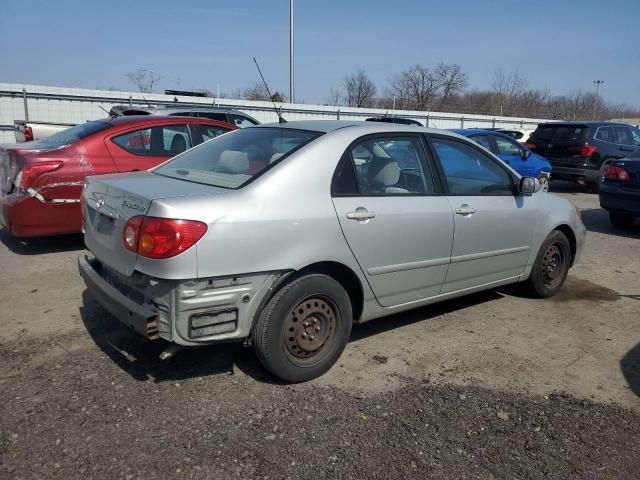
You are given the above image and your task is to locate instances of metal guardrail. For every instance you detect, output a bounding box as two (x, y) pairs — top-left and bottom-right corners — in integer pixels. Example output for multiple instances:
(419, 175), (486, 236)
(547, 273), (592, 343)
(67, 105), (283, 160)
(0, 87), (545, 130)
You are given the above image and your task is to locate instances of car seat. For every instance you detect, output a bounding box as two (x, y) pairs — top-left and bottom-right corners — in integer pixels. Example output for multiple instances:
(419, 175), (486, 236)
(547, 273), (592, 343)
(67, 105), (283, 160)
(170, 135), (187, 155)
(367, 157), (408, 193)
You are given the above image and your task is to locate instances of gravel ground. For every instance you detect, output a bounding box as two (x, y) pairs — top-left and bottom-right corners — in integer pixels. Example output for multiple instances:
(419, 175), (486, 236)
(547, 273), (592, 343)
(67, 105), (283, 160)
(1, 185), (639, 479)
(2, 336), (639, 480)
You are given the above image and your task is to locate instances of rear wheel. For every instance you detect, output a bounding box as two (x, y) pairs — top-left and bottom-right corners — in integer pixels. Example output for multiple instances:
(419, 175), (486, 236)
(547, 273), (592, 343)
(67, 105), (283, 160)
(609, 212), (636, 228)
(252, 273), (352, 382)
(523, 230), (571, 298)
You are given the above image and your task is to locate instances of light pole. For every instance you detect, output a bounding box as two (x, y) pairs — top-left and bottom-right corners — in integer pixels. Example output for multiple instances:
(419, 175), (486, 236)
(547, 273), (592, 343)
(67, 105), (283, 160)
(289, 0), (295, 103)
(593, 80), (604, 120)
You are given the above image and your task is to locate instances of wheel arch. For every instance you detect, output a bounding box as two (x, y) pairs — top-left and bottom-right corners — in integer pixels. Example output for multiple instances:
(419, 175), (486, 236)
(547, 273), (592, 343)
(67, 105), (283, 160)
(297, 261), (364, 322)
(553, 224), (577, 266)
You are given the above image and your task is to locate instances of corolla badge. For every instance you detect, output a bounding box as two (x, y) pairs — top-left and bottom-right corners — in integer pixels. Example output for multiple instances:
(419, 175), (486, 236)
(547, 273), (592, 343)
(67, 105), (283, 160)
(122, 199), (146, 212)
(95, 198), (105, 209)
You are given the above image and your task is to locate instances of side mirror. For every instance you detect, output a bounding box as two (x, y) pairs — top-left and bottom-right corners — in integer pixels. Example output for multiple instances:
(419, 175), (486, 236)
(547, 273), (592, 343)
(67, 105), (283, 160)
(521, 149), (531, 160)
(518, 176), (540, 195)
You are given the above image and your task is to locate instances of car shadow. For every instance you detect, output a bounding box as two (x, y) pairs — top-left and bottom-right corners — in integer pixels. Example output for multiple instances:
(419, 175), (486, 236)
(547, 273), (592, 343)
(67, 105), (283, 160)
(580, 208), (640, 239)
(0, 228), (85, 255)
(549, 180), (591, 195)
(349, 290), (503, 342)
(621, 342), (640, 399)
(79, 288), (503, 384)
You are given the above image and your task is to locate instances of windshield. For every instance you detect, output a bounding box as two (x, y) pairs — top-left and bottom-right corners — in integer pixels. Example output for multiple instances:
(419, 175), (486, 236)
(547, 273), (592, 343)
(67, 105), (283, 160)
(35, 121), (112, 147)
(154, 127), (322, 189)
(531, 125), (589, 143)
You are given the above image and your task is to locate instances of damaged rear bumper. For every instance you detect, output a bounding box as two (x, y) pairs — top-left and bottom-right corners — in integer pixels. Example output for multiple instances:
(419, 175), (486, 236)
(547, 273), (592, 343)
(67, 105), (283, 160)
(79, 255), (159, 339)
(78, 254), (287, 346)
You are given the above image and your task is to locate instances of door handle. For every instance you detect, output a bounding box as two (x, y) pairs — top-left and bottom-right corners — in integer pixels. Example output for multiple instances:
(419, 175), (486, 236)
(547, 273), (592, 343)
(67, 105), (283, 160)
(346, 208), (376, 221)
(455, 204), (476, 216)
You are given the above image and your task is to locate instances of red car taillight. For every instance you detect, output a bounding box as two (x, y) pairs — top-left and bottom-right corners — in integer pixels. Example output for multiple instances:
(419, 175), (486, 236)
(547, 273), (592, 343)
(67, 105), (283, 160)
(24, 126), (34, 142)
(524, 142), (537, 150)
(603, 164), (630, 182)
(16, 161), (63, 189)
(568, 144), (597, 157)
(122, 216), (207, 259)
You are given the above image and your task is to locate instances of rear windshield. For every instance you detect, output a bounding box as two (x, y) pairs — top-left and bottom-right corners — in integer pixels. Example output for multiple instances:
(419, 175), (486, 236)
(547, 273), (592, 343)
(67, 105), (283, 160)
(35, 121), (112, 147)
(531, 125), (589, 143)
(154, 127), (322, 189)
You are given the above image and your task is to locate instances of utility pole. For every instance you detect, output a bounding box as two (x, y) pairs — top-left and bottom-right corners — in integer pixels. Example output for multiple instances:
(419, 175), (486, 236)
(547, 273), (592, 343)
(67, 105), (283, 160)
(593, 80), (604, 120)
(289, 0), (295, 103)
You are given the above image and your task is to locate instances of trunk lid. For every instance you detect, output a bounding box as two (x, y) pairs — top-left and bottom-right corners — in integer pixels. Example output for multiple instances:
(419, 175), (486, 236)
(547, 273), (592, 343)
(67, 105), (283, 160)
(83, 171), (229, 276)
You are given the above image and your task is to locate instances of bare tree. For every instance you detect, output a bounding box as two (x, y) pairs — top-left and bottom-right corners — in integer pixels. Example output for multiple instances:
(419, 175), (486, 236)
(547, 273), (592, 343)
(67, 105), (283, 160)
(492, 69), (528, 115)
(344, 70), (377, 108)
(387, 65), (439, 111)
(434, 62), (468, 109)
(241, 82), (287, 102)
(126, 69), (160, 93)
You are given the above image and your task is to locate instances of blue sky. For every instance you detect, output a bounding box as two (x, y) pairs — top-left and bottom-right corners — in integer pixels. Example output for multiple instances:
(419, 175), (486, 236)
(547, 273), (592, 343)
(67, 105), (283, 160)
(2, 0), (639, 106)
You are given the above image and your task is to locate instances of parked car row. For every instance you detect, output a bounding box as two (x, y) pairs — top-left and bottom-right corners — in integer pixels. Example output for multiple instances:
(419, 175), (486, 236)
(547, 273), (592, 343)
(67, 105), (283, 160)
(13, 106), (260, 142)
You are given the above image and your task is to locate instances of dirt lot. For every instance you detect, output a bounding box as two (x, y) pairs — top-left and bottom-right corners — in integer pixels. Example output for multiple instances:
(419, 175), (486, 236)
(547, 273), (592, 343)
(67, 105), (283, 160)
(1, 184), (639, 479)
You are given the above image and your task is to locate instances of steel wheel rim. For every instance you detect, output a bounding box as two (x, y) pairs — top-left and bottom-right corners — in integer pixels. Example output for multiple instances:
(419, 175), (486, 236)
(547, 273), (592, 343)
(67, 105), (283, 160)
(283, 296), (338, 365)
(539, 177), (549, 192)
(541, 242), (566, 288)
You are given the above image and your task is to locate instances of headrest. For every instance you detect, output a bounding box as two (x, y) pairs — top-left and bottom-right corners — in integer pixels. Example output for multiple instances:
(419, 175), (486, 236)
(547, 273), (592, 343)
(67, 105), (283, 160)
(217, 150), (249, 174)
(170, 135), (187, 155)
(368, 158), (400, 187)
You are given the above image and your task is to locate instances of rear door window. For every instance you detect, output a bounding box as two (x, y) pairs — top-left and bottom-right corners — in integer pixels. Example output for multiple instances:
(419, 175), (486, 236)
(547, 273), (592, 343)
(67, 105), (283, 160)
(342, 136), (435, 195)
(614, 126), (634, 146)
(594, 126), (615, 143)
(113, 124), (192, 156)
(631, 129), (640, 147)
(469, 135), (493, 151)
(495, 136), (522, 156)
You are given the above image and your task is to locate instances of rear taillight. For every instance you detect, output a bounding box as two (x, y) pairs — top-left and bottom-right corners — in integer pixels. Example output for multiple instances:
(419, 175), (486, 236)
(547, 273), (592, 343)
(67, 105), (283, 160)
(603, 164), (630, 182)
(524, 142), (537, 150)
(15, 161), (63, 189)
(24, 126), (33, 142)
(568, 144), (597, 157)
(122, 216), (207, 259)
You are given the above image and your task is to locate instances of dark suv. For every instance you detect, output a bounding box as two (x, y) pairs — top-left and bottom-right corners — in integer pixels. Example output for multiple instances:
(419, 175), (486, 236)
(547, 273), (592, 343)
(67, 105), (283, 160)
(525, 122), (640, 191)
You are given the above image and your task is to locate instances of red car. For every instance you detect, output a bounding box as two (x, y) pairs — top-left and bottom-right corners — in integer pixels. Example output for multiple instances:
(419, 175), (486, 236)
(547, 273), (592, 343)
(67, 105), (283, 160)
(0, 116), (237, 237)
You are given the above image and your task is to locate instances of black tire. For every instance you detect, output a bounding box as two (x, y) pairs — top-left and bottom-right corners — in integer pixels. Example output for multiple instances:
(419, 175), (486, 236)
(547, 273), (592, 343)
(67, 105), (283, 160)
(609, 212), (636, 228)
(523, 230), (571, 298)
(252, 273), (352, 383)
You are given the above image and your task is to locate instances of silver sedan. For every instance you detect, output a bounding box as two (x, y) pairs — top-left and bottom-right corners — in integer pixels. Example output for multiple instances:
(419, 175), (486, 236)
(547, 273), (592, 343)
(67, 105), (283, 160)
(79, 121), (586, 382)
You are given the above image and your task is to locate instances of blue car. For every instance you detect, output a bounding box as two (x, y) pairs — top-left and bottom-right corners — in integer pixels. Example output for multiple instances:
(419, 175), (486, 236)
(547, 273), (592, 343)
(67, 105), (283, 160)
(449, 129), (552, 192)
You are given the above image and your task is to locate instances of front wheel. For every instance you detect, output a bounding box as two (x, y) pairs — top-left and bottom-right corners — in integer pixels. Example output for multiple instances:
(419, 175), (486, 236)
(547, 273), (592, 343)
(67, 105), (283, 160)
(609, 212), (636, 228)
(523, 230), (571, 298)
(252, 273), (352, 382)
(538, 174), (550, 192)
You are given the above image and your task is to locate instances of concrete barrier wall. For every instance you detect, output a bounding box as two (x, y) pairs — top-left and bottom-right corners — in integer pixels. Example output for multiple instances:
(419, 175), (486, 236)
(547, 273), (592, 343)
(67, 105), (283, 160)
(0, 83), (549, 143)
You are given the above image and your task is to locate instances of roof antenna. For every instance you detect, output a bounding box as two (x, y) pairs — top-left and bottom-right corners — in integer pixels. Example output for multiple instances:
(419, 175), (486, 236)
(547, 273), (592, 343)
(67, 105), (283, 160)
(253, 57), (287, 123)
